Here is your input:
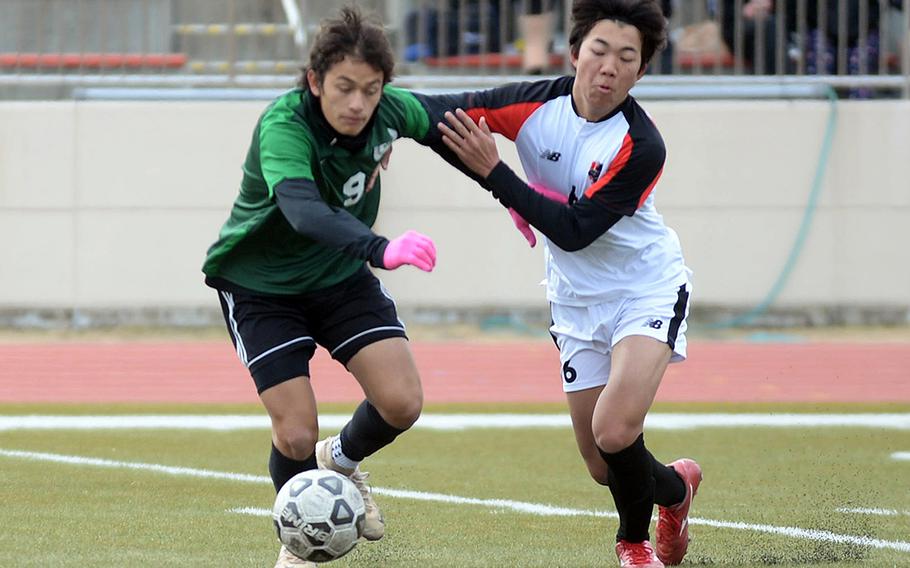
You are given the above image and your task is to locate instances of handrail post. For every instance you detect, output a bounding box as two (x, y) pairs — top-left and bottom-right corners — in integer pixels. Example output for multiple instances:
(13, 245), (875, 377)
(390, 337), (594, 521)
(904, 0), (910, 98)
(227, 0), (237, 84)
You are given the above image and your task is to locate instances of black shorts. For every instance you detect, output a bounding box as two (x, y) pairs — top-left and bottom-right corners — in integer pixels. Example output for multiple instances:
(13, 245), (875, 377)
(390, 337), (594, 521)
(214, 267), (407, 394)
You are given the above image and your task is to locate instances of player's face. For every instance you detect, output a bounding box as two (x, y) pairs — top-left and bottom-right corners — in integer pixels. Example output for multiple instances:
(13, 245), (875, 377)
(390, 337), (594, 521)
(308, 57), (383, 136)
(570, 18), (646, 121)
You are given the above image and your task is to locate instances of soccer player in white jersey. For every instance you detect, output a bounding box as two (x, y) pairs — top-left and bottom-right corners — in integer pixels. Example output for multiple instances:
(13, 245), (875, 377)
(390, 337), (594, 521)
(434, 1), (702, 566)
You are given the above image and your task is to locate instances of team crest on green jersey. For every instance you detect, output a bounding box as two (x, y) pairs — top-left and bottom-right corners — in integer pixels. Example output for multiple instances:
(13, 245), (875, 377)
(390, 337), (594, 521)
(373, 128), (399, 161)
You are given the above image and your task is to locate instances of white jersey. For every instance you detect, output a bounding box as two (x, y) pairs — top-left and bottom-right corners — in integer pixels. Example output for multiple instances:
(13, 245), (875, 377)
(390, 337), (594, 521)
(516, 91), (687, 305)
(421, 77), (689, 306)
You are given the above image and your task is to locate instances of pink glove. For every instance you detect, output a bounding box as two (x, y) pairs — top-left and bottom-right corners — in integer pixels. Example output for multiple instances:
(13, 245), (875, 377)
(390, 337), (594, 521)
(383, 230), (436, 272)
(508, 183), (569, 248)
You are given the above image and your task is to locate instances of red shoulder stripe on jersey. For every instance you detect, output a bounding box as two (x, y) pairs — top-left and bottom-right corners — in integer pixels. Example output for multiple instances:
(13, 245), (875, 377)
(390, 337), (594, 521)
(466, 102), (543, 141)
(637, 166), (663, 208)
(584, 132), (633, 199)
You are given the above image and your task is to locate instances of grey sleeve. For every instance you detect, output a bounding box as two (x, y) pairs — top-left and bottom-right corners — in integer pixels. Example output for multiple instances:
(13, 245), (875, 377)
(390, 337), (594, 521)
(274, 178), (389, 268)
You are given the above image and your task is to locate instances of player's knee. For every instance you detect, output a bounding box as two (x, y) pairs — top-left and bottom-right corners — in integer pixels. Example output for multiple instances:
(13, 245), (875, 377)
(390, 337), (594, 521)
(379, 392), (423, 430)
(593, 426), (641, 454)
(273, 425), (318, 461)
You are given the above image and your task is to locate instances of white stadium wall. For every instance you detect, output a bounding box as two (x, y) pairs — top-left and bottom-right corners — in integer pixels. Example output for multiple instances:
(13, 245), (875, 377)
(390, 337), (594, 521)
(1, 99), (908, 325)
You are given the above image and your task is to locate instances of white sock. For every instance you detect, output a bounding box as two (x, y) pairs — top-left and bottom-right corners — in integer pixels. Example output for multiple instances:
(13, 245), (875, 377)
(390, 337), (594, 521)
(331, 436), (359, 470)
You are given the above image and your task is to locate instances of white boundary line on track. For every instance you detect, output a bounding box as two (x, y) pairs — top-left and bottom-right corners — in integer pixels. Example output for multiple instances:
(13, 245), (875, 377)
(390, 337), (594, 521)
(892, 452), (910, 461)
(1, 413), (910, 431)
(1, 448), (909, 554)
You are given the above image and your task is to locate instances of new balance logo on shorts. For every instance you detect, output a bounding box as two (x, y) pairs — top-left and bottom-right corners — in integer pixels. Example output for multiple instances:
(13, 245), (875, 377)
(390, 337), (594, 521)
(644, 318), (663, 330)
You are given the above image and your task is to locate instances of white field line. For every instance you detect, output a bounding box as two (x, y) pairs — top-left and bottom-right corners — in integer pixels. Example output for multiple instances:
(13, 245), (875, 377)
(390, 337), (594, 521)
(0, 448), (267, 483)
(231, 506), (271, 516)
(2, 448), (909, 554)
(837, 507), (910, 516)
(892, 452), (910, 461)
(1, 413), (910, 432)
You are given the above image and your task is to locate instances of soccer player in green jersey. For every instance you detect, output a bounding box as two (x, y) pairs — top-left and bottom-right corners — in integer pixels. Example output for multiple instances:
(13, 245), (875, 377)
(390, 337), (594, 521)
(202, 7), (448, 567)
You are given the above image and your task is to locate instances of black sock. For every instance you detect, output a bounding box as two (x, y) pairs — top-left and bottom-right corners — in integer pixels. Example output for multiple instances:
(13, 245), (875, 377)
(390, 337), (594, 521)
(599, 433), (654, 542)
(268, 443), (317, 492)
(652, 454), (686, 507)
(339, 400), (407, 461)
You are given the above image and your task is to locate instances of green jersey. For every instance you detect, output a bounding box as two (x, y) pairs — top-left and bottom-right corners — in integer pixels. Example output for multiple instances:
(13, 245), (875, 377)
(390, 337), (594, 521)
(202, 85), (431, 295)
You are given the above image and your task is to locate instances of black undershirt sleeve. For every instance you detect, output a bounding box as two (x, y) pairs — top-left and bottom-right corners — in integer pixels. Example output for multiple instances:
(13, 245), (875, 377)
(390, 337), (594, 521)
(408, 81), (574, 194)
(484, 162), (623, 252)
(408, 92), (495, 190)
(274, 178), (389, 268)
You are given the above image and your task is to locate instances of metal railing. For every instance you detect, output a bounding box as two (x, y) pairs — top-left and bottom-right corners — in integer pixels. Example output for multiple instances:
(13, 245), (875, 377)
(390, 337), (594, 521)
(0, 0), (907, 98)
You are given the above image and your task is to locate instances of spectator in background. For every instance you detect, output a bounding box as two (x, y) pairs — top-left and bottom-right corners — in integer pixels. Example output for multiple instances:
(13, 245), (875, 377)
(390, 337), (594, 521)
(519, 0), (558, 74)
(804, 0), (903, 97)
(719, 0), (793, 73)
(719, 0), (902, 85)
(405, 0), (674, 76)
(804, 1), (904, 97)
(404, 0), (501, 61)
(656, 0), (673, 72)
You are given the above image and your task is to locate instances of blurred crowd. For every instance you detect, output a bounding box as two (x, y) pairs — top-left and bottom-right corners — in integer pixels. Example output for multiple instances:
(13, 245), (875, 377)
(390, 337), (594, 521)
(717, 0), (906, 73)
(404, 0), (907, 97)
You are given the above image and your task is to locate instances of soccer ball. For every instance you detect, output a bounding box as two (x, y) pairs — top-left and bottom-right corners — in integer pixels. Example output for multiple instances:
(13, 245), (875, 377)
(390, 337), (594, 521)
(272, 469), (366, 563)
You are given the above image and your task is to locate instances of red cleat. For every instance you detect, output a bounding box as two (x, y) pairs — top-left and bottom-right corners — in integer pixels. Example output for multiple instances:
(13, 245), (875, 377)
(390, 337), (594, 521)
(655, 458), (703, 565)
(615, 540), (664, 567)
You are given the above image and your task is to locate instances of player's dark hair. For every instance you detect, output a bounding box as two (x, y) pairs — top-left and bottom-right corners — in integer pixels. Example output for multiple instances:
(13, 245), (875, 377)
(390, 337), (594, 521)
(298, 5), (394, 87)
(569, 0), (667, 71)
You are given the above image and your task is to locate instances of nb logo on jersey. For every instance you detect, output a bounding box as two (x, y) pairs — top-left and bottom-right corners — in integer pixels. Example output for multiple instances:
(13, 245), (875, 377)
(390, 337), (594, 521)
(644, 318), (663, 330)
(540, 149), (561, 162)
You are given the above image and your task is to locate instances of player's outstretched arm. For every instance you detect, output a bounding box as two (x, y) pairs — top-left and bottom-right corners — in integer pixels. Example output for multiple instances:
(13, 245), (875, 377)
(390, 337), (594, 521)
(399, 80), (569, 193)
(275, 178), (435, 271)
(439, 109), (626, 252)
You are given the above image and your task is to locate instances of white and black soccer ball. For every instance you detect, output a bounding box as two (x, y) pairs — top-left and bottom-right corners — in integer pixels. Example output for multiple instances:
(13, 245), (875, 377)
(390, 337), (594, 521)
(272, 469), (366, 563)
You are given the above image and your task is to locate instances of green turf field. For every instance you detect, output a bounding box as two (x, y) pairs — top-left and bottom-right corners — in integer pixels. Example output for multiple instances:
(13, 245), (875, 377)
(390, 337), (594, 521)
(1, 403), (908, 567)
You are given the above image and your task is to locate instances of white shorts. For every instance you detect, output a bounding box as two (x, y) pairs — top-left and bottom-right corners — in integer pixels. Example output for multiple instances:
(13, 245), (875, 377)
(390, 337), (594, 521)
(549, 282), (691, 393)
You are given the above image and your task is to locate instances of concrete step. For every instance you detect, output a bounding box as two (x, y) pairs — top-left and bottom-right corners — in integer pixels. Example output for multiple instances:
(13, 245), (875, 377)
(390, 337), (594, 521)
(173, 23), (295, 37)
(186, 59), (300, 74)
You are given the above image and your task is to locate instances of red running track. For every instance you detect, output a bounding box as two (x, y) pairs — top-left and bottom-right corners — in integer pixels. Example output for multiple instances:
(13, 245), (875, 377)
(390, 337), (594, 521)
(1, 340), (908, 404)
